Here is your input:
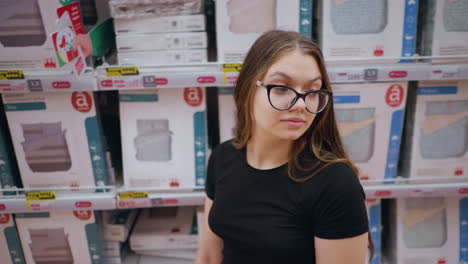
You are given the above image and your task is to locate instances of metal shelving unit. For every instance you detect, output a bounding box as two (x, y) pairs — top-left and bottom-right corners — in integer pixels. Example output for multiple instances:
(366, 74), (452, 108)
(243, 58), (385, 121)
(0, 179), (467, 213)
(2, 59), (468, 94)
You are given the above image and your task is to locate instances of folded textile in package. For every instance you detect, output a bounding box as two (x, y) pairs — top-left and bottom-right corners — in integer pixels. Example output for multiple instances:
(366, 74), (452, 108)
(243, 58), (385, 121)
(20, 122), (71, 173)
(130, 207), (198, 251)
(29, 228), (73, 264)
(109, 0), (203, 19)
(331, 0), (388, 34)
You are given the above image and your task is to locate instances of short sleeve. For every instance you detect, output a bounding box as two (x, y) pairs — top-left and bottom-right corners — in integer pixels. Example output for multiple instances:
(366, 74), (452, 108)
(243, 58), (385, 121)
(312, 163), (369, 239)
(205, 144), (219, 200)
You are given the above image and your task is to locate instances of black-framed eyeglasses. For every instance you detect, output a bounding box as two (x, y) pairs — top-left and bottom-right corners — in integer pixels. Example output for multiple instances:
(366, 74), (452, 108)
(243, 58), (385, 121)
(256, 81), (332, 114)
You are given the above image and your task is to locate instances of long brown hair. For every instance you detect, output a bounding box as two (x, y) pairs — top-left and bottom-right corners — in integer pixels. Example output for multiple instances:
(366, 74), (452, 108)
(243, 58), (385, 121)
(231, 30), (375, 260)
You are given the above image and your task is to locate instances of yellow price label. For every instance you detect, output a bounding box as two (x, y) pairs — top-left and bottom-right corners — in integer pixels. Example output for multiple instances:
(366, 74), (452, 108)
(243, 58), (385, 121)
(222, 64), (242, 85)
(26, 191), (56, 211)
(119, 191), (149, 200)
(26, 191), (56, 201)
(0, 70), (24, 80)
(106, 67), (139, 77)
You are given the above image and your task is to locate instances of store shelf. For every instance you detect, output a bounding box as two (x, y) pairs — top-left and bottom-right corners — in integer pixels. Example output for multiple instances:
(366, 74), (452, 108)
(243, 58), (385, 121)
(95, 61), (468, 90)
(0, 187), (116, 213)
(116, 190), (205, 209)
(96, 64), (223, 90)
(0, 68), (97, 93)
(1, 180), (466, 213)
(364, 181), (468, 199)
(2, 59), (468, 94)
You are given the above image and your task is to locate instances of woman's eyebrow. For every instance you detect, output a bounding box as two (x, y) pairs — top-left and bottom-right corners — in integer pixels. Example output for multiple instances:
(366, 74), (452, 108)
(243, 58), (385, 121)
(267, 72), (322, 84)
(308, 76), (322, 83)
(267, 71), (292, 80)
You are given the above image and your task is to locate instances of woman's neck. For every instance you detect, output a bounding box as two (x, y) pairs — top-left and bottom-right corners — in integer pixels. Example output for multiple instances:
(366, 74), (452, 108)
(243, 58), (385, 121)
(246, 132), (293, 170)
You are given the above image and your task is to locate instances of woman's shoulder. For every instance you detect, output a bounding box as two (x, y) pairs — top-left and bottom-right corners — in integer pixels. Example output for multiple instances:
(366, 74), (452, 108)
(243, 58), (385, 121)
(299, 162), (363, 197)
(299, 161), (366, 211)
(210, 139), (243, 163)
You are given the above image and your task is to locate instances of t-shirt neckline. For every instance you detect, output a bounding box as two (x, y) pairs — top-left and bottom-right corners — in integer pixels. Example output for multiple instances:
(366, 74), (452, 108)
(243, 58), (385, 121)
(240, 146), (288, 174)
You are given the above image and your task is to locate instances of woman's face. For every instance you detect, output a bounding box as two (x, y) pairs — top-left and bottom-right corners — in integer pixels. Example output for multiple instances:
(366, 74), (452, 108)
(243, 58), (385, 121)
(251, 49), (323, 141)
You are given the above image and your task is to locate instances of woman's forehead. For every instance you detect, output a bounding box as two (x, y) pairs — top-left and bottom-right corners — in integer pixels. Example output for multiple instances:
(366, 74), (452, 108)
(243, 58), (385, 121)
(264, 51), (321, 80)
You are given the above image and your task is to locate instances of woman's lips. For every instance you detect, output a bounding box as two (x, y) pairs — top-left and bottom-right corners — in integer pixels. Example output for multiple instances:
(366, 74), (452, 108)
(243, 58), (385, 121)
(282, 119), (306, 127)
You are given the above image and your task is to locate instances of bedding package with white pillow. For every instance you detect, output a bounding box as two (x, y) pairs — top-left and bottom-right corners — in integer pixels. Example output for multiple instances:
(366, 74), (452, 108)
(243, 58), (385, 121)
(215, 0), (313, 63)
(333, 82), (408, 182)
(400, 80), (468, 180)
(319, 0), (419, 62)
(387, 197), (468, 264)
(119, 88), (208, 188)
(419, 0), (468, 60)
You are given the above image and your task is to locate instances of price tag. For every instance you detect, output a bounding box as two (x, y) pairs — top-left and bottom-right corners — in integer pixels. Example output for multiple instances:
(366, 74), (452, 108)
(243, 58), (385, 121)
(26, 191), (56, 211)
(118, 191), (151, 209)
(430, 66), (460, 80)
(0, 70), (24, 80)
(223, 64), (241, 85)
(106, 67), (140, 77)
(332, 69), (364, 82)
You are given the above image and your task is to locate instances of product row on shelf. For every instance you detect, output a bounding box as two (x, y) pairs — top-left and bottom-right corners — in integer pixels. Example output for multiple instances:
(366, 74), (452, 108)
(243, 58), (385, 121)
(1, 182), (468, 214)
(1, 196), (467, 264)
(2, 62), (468, 93)
(1, 0), (468, 68)
(0, 80), (467, 213)
(1, 0), (468, 74)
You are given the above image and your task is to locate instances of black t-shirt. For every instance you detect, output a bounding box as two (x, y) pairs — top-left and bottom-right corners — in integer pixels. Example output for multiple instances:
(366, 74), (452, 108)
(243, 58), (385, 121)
(205, 140), (369, 264)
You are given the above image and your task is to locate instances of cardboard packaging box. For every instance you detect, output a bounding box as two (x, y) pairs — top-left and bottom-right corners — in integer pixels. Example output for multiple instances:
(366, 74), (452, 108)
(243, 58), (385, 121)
(103, 239), (128, 264)
(366, 200), (381, 264)
(0, 100), (21, 195)
(333, 82), (408, 182)
(387, 197), (468, 264)
(130, 207), (199, 251)
(118, 49), (207, 66)
(419, 0), (468, 60)
(15, 211), (105, 264)
(319, 0), (419, 62)
(125, 253), (193, 264)
(217, 87), (236, 143)
(400, 81), (468, 180)
(102, 209), (138, 242)
(1, 91), (110, 190)
(109, 0), (204, 19)
(135, 248), (197, 260)
(215, 0), (313, 63)
(0, 0), (113, 69)
(0, 214), (25, 264)
(119, 88), (208, 188)
(114, 15), (206, 34)
(116, 32), (208, 52)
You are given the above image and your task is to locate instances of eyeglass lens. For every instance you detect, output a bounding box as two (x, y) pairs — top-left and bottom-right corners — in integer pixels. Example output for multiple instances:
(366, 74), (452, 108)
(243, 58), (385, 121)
(269, 86), (329, 113)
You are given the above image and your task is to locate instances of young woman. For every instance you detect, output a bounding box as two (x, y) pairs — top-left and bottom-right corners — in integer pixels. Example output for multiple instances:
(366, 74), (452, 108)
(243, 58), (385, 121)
(195, 30), (373, 264)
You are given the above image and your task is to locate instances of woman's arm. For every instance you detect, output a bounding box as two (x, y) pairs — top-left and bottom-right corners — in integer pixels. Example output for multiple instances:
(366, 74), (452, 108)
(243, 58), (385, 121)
(194, 197), (224, 264)
(314, 232), (368, 264)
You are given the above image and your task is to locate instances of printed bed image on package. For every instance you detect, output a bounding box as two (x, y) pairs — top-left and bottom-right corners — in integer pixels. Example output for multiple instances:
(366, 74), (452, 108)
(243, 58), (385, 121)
(403, 197), (447, 248)
(109, 0), (203, 19)
(0, 0), (46, 47)
(335, 108), (376, 163)
(21, 122), (72, 172)
(134, 119), (173, 162)
(419, 100), (468, 159)
(331, 0), (388, 34)
(443, 0), (468, 32)
(227, 0), (277, 33)
(29, 228), (74, 264)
